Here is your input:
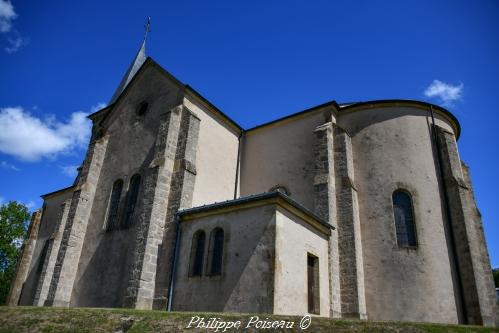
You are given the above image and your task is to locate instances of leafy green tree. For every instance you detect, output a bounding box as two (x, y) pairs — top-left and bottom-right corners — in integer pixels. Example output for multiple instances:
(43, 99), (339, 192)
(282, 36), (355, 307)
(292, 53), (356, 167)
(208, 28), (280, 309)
(493, 268), (499, 288)
(0, 201), (30, 304)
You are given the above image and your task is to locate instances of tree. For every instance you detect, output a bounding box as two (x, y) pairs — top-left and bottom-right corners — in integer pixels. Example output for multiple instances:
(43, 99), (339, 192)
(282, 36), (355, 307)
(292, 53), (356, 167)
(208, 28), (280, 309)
(0, 201), (30, 305)
(493, 268), (499, 288)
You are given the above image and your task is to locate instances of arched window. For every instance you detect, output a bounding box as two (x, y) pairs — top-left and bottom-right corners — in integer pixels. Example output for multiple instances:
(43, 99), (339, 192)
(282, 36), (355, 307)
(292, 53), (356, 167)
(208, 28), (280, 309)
(392, 190), (417, 247)
(122, 174), (141, 228)
(189, 230), (206, 277)
(106, 179), (123, 231)
(37, 240), (50, 273)
(208, 228), (224, 276)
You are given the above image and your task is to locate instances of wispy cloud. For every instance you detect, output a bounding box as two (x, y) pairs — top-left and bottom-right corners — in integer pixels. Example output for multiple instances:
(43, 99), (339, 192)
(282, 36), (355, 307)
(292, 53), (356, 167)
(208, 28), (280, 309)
(59, 165), (79, 178)
(0, 196), (38, 210)
(91, 103), (107, 112)
(1, 1), (28, 53)
(0, 160), (19, 171)
(0, 0), (16, 33)
(24, 200), (36, 210)
(5, 32), (27, 53)
(424, 80), (463, 106)
(0, 104), (102, 161)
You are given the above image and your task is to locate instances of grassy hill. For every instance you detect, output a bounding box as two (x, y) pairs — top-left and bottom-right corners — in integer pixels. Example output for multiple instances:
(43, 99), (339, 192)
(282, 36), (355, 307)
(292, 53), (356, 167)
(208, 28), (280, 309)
(0, 307), (497, 333)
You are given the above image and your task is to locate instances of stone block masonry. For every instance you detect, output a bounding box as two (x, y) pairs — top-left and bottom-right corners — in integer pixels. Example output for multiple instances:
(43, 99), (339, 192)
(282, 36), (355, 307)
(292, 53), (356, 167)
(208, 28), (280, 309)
(124, 104), (200, 310)
(436, 126), (496, 326)
(313, 122), (341, 318)
(333, 125), (367, 319)
(33, 199), (71, 306)
(44, 133), (109, 307)
(152, 107), (200, 310)
(7, 209), (43, 306)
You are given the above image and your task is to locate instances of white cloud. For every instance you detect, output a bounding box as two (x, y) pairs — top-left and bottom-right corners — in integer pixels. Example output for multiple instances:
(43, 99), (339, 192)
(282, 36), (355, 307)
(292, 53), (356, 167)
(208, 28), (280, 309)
(0, 106), (95, 161)
(0, 196), (38, 211)
(0, 0), (16, 33)
(24, 200), (36, 210)
(5, 33), (27, 53)
(0, 160), (19, 171)
(59, 165), (79, 178)
(424, 80), (463, 105)
(0, 1), (27, 54)
(91, 103), (107, 112)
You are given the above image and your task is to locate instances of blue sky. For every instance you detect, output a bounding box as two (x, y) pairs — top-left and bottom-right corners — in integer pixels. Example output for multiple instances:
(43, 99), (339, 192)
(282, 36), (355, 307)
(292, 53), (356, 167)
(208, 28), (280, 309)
(0, 1), (497, 266)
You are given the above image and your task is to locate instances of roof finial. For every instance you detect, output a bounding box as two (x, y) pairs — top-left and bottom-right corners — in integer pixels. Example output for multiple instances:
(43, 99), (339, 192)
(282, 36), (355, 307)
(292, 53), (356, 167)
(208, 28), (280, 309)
(143, 16), (151, 42)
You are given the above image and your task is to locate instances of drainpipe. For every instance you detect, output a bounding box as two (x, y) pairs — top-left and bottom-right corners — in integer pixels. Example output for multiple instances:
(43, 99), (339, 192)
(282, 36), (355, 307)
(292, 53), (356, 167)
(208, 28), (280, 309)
(167, 214), (182, 312)
(233, 131), (244, 200)
(429, 105), (467, 324)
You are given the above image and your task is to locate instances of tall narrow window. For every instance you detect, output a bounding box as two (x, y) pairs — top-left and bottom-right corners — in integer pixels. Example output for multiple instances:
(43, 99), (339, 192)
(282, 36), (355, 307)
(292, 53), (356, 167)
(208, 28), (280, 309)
(122, 174), (141, 228)
(37, 240), (50, 273)
(208, 228), (224, 276)
(307, 254), (320, 314)
(392, 190), (417, 247)
(106, 179), (123, 231)
(189, 230), (206, 277)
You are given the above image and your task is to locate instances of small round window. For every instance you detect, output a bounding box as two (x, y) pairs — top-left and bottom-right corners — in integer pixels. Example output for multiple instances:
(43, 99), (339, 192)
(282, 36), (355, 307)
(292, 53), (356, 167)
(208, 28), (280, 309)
(136, 101), (149, 116)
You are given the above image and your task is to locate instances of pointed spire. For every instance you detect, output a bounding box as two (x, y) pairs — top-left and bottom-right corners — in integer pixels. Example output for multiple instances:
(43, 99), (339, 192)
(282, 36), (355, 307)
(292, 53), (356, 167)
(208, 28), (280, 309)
(109, 17), (150, 104)
(143, 16), (151, 43)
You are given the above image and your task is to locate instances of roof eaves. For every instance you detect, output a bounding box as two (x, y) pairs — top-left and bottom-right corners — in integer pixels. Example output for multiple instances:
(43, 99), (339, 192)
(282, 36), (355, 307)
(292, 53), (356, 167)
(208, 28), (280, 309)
(40, 185), (76, 199)
(178, 191), (334, 230)
(340, 99), (461, 139)
(184, 84), (243, 132)
(245, 100), (340, 133)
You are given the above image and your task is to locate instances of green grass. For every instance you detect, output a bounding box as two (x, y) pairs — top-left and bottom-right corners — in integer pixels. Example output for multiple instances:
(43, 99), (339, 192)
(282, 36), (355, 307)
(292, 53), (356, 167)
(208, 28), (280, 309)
(0, 306), (497, 333)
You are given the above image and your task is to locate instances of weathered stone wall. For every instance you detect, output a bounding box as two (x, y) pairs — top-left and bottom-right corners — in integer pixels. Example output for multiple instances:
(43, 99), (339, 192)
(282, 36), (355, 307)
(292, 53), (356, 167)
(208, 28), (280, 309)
(338, 106), (460, 324)
(33, 199), (71, 306)
(461, 163), (497, 327)
(67, 66), (182, 309)
(151, 106), (200, 310)
(172, 205), (276, 313)
(123, 106), (182, 309)
(14, 188), (73, 306)
(44, 130), (109, 307)
(312, 122), (341, 318)
(7, 210), (42, 306)
(332, 125), (367, 319)
(436, 126), (496, 326)
(273, 207), (330, 316)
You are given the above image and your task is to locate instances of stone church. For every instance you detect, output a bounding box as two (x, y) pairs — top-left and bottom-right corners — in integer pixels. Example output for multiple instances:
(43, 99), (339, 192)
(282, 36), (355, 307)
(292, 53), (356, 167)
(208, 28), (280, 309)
(8, 38), (497, 326)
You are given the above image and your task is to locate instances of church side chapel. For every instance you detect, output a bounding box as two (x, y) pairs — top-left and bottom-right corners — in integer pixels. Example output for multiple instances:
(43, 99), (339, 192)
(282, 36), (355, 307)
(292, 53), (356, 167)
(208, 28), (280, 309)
(7, 24), (496, 326)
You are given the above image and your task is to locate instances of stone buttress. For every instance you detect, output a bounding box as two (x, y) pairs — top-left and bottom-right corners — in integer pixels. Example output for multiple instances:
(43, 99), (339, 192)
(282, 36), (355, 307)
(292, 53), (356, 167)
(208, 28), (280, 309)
(7, 209), (43, 306)
(33, 199), (71, 306)
(313, 122), (367, 319)
(44, 130), (109, 307)
(124, 104), (200, 310)
(313, 122), (341, 318)
(436, 126), (496, 326)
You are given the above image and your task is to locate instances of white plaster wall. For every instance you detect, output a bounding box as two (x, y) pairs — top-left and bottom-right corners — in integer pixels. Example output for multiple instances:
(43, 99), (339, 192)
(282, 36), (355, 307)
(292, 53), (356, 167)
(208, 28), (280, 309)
(184, 97), (240, 207)
(273, 207), (330, 317)
(338, 106), (460, 323)
(240, 110), (329, 210)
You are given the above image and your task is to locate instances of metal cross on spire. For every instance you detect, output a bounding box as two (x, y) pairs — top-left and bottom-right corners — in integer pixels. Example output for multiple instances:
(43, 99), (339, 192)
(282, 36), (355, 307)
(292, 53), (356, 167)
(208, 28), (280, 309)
(143, 16), (151, 42)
